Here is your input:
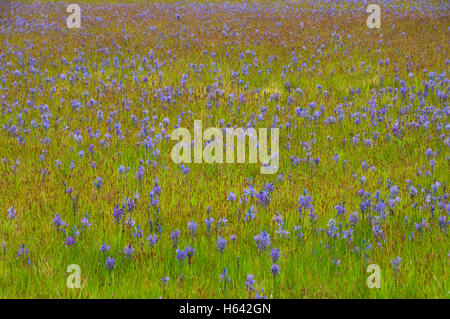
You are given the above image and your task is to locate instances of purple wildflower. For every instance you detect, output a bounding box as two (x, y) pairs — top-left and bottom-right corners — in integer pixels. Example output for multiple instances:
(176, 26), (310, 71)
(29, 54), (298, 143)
(255, 289), (267, 299)
(176, 248), (186, 263)
(17, 244), (29, 257)
(227, 191), (236, 202)
(184, 246), (195, 264)
(326, 218), (339, 238)
(298, 189), (313, 215)
(332, 258), (341, 266)
(270, 263), (280, 278)
(187, 220), (198, 237)
(414, 218), (428, 233)
(65, 236), (76, 246)
(334, 203), (346, 216)
(205, 217), (214, 234)
(438, 216), (448, 231)
(390, 256), (402, 277)
(132, 225), (143, 239)
(270, 247), (280, 262)
(81, 213), (91, 229)
(93, 177), (103, 190)
(136, 165), (145, 182)
(123, 244), (135, 258)
(349, 211), (360, 226)
(113, 205), (125, 224)
(244, 206), (257, 221)
(161, 276), (169, 287)
(105, 256), (115, 271)
(7, 206), (16, 220)
(254, 230), (271, 251)
(147, 234), (158, 247)
(100, 243), (110, 253)
(216, 236), (227, 254)
(170, 229), (180, 247)
(219, 267), (231, 283)
(245, 273), (255, 291)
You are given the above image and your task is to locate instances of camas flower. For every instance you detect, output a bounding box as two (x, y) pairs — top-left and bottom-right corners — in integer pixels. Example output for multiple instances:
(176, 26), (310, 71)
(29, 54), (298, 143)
(245, 273), (255, 291)
(390, 256), (402, 276)
(219, 268), (231, 282)
(184, 246), (195, 264)
(298, 190), (313, 214)
(294, 225), (304, 242)
(187, 220), (198, 237)
(205, 217), (214, 234)
(255, 289), (267, 299)
(244, 206), (257, 221)
(227, 191), (236, 202)
(123, 244), (135, 258)
(349, 211), (360, 226)
(179, 165), (190, 174)
(147, 234), (158, 247)
(93, 177), (103, 190)
(255, 190), (271, 206)
(161, 276), (169, 287)
(216, 236), (227, 254)
(136, 165), (145, 181)
(270, 247), (280, 263)
(80, 213), (91, 229)
(17, 243), (29, 257)
(7, 206), (16, 220)
(99, 243), (110, 253)
(125, 217), (135, 229)
(52, 213), (63, 229)
(112, 205), (125, 224)
(254, 230), (271, 251)
(176, 248), (186, 263)
(105, 256), (115, 271)
(218, 217), (228, 228)
(170, 229), (180, 247)
(65, 236), (76, 246)
(270, 264), (280, 278)
(132, 225), (143, 239)
(326, 218), (339, 238)
(438, 216), (448, 230)
(334, 203), (345, 216)
(414, 218), (428, 233)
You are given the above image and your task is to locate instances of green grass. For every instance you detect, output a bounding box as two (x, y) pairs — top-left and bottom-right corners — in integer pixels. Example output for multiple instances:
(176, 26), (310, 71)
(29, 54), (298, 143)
(0, 0), (449, 298)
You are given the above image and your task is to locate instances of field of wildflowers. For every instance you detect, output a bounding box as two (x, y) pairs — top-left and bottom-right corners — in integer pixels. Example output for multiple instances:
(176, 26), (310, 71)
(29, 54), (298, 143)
(0, 0), (448, 298)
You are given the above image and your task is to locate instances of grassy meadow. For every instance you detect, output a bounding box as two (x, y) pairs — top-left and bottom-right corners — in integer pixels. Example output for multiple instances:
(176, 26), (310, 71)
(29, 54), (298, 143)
(0, 0), (449, 298)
